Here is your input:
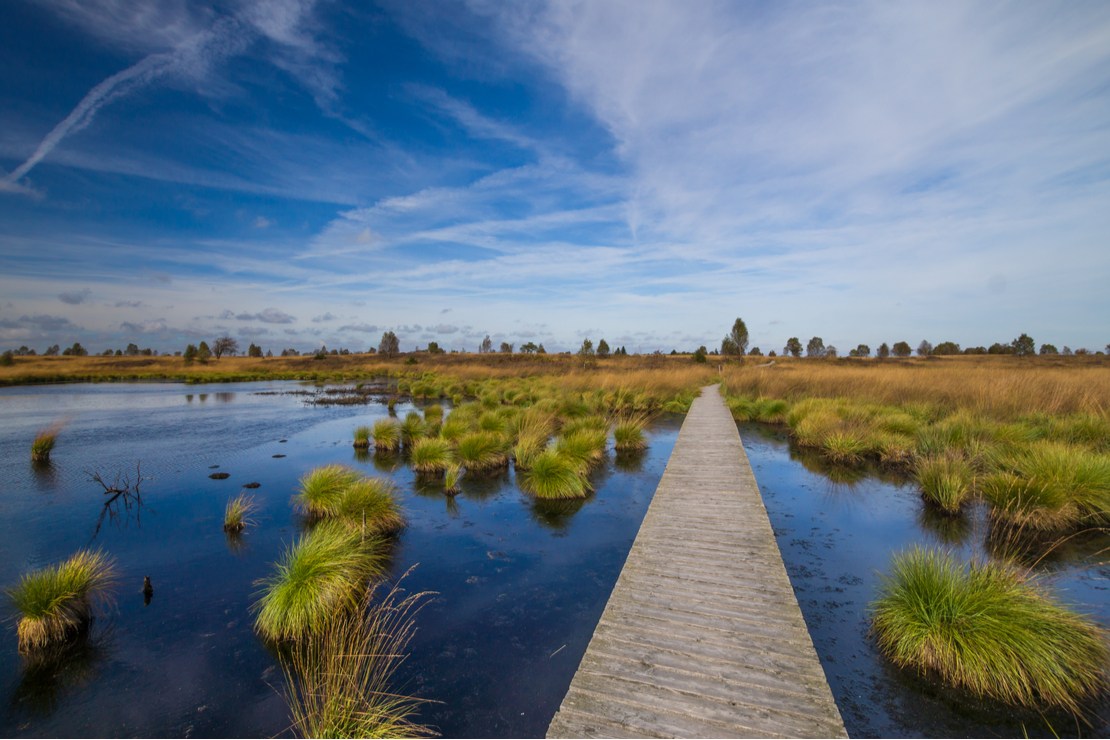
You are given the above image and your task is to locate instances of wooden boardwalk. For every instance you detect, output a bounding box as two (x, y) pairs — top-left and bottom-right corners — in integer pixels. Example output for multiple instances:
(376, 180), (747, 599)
(547, 385), (846, 739)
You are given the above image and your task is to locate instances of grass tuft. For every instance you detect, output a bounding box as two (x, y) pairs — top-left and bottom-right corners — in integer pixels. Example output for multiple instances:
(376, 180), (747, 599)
(8, 550), (118, 651)
(519, 449), (590, 500)
(409, 437), (455, 474)
(613, 414), (649, 451)
(871, 547), (1109, 712)
(353, 425), (371, 449)
(31, 417), (69, 462)
(443, 465), (462, 495)
(555, 430), (607, 472)
(280, 577), (434, 739)
(371, 419), (400, 452)
(455, 432), (508, 472)
(253, 522), (387, 642)
(224, 494), (257, 533)
(294, 464), (363, 519)
(399, 412), (425, 447)
(915, 456), (974, 515)
(333, 478), (406, 535)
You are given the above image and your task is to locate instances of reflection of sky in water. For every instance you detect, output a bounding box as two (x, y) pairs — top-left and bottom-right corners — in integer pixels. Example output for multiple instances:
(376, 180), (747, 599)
(0, 381), (681, 737)
(741, 422), (1110, 738)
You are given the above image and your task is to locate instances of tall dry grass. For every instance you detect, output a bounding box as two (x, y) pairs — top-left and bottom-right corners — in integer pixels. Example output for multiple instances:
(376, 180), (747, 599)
(721, 356), (1110, 420)
(0, 352), (719, 394)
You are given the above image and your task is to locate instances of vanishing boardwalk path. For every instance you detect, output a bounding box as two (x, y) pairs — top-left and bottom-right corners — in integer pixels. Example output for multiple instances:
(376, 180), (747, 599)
(547, 385), (846, 739)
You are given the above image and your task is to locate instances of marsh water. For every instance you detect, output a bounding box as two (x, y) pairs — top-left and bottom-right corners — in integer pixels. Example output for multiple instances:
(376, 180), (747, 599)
(1, 383), (1108, 738)
(741, 423), (1110, 738)
(0, 381), (679, 738)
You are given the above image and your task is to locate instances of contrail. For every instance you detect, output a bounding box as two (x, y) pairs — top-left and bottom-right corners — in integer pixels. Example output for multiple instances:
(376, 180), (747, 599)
(2, 52), (174, 187)
(2, 14), (248, 190)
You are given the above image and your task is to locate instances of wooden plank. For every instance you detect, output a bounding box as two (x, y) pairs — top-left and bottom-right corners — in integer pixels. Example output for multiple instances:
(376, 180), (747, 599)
(547, 384), (846, 738)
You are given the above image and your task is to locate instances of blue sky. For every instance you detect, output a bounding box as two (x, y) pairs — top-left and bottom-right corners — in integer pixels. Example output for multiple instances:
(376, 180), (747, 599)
(2, 0), (1109, 355)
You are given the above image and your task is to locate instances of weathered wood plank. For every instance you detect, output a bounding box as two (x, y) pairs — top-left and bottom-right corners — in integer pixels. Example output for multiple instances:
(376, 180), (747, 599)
(547, 384), (846, 739)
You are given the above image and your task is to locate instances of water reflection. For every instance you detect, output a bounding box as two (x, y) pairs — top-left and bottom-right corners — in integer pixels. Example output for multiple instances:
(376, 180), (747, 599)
(198, 394), (208, 403)
(9, 622), (114, 718)
(30, 459), (59, 491)
(917, 505), (974, 547)
(528, 498), (587, 533)
(613, 449), (646, 474)
(214, 392), (235, 403)
(370, 452), (401, 475)
(86, 464), (154, 543)
(225, 529), (251, 557)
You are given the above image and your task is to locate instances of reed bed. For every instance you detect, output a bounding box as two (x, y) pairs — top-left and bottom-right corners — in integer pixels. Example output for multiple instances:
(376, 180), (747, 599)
(871, 547), (1109, 712)
(253, 522), (387, 642)
(279, 577), (433, 739)
(7, 550), (118, 651)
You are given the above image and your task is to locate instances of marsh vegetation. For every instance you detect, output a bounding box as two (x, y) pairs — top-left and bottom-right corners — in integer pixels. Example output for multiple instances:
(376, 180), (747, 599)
(724, 358), (1110, 718)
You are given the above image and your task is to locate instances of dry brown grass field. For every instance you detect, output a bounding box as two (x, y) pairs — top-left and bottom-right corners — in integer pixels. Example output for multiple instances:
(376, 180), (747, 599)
(722, 354), (1110, 419)
(2, 351), (1107, 418)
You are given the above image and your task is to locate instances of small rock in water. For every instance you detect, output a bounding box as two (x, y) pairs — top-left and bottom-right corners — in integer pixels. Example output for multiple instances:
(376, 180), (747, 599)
(209, 472), (230, 479)
(243, 482), (261, 488)
(272, 454), (286, 458)
(278, 439), (287, 443)
(143, 576), (153, 606)
(209, 465), (220, 469)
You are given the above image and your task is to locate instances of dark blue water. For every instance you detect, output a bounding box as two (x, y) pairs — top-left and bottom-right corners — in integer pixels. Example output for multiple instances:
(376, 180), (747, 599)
(0, 382), (681, 738)
(741, 423), (1110, 738)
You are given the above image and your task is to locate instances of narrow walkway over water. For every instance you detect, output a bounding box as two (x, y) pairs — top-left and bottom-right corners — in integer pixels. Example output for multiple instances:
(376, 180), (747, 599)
(547, 385), (846, 739)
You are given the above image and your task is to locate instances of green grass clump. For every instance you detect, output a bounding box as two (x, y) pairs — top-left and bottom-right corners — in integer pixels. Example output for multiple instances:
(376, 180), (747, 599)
(31, 417), (68, 462)
(520, 449), (590, 500)
(455, 432), (508, 472)
(512, 432), (547, 471)
(443, 465), (462, 495)
(409, 437), (454, 474)
(333, 479), (405, 535)
(613, 415), (648, 451)
(981, 443), (1110, 531)
(294, 464), (363, 518)
(254, 522), (387, 642)
(371, 419), (400, 452)
(438, 415), (470, 444)
(821, 430), (868, 464)
(423, 404), (443, 424)
(280, 580), (432, 739)
(352, 425), (371, 449)
(399, 412), (425, 447)
(8, 550), (118, 651)
(871, 547), (1109, 712)
(477, 411), (504, 434)
(916, 456), (974, 515)
(556, 430), (607, 472)
(224, 494), (257, 533)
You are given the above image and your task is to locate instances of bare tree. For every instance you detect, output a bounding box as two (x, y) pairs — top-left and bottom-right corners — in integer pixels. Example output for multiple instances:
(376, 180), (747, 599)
(212, 336), (239, 360)
(480, 335), (493, 354)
